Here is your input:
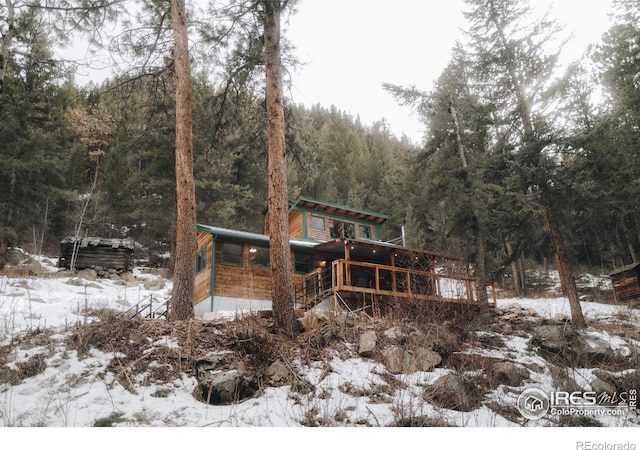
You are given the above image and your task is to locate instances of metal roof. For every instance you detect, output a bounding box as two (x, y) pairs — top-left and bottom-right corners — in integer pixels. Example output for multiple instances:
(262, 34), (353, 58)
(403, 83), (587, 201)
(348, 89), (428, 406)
(196, 224), (319, 249)
(609, 262), (640, 276)
(292, 196), (389, 224)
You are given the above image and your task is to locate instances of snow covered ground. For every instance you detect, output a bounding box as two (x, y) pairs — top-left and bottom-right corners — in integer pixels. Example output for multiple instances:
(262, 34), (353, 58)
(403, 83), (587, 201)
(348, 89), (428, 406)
(1, 254), (639, 448)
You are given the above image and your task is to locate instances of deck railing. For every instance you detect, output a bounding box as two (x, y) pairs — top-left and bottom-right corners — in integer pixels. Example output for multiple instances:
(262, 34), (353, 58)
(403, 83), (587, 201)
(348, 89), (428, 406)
(295, 259), (496, 307)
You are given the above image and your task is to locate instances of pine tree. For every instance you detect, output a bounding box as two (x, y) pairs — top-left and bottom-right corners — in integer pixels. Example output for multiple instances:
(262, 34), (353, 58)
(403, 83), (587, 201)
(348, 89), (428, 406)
(463, 0), (586, 328)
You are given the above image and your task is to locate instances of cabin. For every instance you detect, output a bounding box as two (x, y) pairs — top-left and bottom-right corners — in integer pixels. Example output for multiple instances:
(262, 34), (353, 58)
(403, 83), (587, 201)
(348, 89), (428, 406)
(609, 262), (640, 303)
(194, 196), (496, 317)
(59, 236), (135, 271)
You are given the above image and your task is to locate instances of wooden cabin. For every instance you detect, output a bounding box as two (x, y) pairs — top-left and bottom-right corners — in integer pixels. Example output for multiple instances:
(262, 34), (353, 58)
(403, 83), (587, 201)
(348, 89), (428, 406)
(609, 262), (640, 303)
(194, 196), (496, 317)
(59, 237), (134, 271)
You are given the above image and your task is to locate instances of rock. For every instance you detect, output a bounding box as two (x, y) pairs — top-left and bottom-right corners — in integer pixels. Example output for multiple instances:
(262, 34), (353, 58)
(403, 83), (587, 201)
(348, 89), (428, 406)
(413, 348), (442, 372)
(143, 278), (166, 291)
(429, 374), (480, 412)
(382, 346), (407, 374)
(299, 309), (333, 331)
(424, 325), (458, 355)
(199, 370), (252, 405)
(66, 277), (84, 286)
(381, 346), (441, 374)
(77, 268), (97, 281)
(489, 361), (528, 387)
(358, 330), (377, 357)
(266, 360), (290, 384)
(591, 377), (616, 395)
(578, 334), (614, 362)
(120, 272), (136, 283)
(383, 326), (403, 343)
(532, 324), (570, 350)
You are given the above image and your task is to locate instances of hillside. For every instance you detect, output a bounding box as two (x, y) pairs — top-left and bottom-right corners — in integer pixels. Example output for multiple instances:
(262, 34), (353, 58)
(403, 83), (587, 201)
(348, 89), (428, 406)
(1, 251), (639, 439)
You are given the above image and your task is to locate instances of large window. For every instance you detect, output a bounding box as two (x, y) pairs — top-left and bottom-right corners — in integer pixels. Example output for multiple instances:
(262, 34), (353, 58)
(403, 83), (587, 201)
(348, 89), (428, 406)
(221, 242), (244, 266)
(195, 247), (207, 274)
(359, 225), (372, 239)
(248, 245), (270, 268)
(294, 252), (313, 274)
(329, 220), (356, 239)
(311, 215), (326, 231)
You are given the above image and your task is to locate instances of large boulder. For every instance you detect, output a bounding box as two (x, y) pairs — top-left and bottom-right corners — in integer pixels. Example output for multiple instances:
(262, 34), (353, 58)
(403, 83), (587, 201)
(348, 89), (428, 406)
(489, 361), (529, 387)
(532, 325), (570, 350)
(198, 370), (257, 405)
(265, 360), (290, 384)
(358, 330), (377, 357)
(428, 374), (481, 412)
(381, 346), (441, 374)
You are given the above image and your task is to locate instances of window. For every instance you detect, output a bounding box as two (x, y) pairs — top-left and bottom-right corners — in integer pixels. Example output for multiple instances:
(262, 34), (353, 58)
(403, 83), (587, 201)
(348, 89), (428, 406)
(221, 242), (244, 266)
(329, 220), (356, 239)
(294, 252), (313, 274)
(311, 215), (325, 231)
(195, 247), (207, 274)
(359, 225), (372, 239)
(249, 245), (270, 268)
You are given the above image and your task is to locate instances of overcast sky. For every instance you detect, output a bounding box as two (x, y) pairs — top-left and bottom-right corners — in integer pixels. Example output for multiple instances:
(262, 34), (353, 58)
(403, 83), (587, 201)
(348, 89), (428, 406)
(286, 0), (616, 144)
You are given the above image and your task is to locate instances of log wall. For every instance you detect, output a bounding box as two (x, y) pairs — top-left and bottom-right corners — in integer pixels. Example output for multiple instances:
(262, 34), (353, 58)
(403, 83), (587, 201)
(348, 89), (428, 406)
(611, 269), (640, 302)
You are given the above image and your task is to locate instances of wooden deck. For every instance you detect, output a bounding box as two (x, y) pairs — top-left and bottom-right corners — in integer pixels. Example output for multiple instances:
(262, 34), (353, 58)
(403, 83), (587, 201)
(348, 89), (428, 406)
(294, 259), (496, 309)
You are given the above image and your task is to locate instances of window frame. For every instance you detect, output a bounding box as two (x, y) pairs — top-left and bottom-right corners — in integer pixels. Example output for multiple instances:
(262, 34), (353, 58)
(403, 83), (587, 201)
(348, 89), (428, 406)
(248, 245), (270, 268)
(220, 242), (244, 267)
(311, 214), (326, 231)
(195, 247), (207, 274)
(329, 219), (356, 239)
(294, 252), (313, 274)
(359, 224), (372, 239)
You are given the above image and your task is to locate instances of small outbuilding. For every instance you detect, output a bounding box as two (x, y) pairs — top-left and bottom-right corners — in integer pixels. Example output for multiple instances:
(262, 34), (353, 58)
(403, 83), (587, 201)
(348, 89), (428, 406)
(609, 262), (640, 302)
(59, 237), (134, 271)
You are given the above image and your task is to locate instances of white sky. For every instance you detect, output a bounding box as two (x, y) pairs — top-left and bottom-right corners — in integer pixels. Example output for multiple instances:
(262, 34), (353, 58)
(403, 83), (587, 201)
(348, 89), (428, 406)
(62, 0), (616, 144)
(286, 0), (616, 144)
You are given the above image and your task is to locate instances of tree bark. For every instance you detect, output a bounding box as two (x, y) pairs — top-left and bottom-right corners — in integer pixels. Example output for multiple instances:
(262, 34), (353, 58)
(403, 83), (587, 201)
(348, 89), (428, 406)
(264, 1), (294, 335)
(542, 186), (586, 329)
(505, 239), (521, 296)
(168, 0), (195, 321)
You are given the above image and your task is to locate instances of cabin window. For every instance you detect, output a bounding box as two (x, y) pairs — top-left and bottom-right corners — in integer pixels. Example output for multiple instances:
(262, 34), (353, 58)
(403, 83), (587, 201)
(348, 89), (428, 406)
(359, 225), (372, 239)
(311, 215), (326, 231)
(294, 252), (313, 274)
(195, 247), (207, 274)
(329, 220), (356, 239)
(221, 242), (244, 266)
(249, 245), (270, 268)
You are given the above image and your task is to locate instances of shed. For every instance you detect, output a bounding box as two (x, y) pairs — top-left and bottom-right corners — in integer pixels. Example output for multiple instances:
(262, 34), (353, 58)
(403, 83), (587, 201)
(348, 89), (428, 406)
(609, 262), (640, 302)
(59, 237), (135, 271)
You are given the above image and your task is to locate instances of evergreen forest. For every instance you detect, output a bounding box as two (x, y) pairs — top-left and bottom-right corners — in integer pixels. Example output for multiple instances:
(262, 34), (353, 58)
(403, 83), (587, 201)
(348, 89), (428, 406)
(1, 0), (639, 295)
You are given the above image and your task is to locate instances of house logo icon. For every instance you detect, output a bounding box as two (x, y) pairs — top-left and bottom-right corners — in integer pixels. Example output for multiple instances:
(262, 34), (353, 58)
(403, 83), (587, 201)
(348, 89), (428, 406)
(517, 388), (550, 420)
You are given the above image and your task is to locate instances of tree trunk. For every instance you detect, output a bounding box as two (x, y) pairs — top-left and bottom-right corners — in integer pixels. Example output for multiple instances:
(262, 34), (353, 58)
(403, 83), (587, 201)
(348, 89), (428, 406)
(0, 0), (15, 94)
(486, 0), (585, 328)
(168, 0), (195, 321)
(505, 239), (521, 296)
(0, 237), (7, 271)
(449, 98), (488, 303)
(542, 186), (586, 329)
(264, 1), (294, 335)
(619, 214), (638, 264)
